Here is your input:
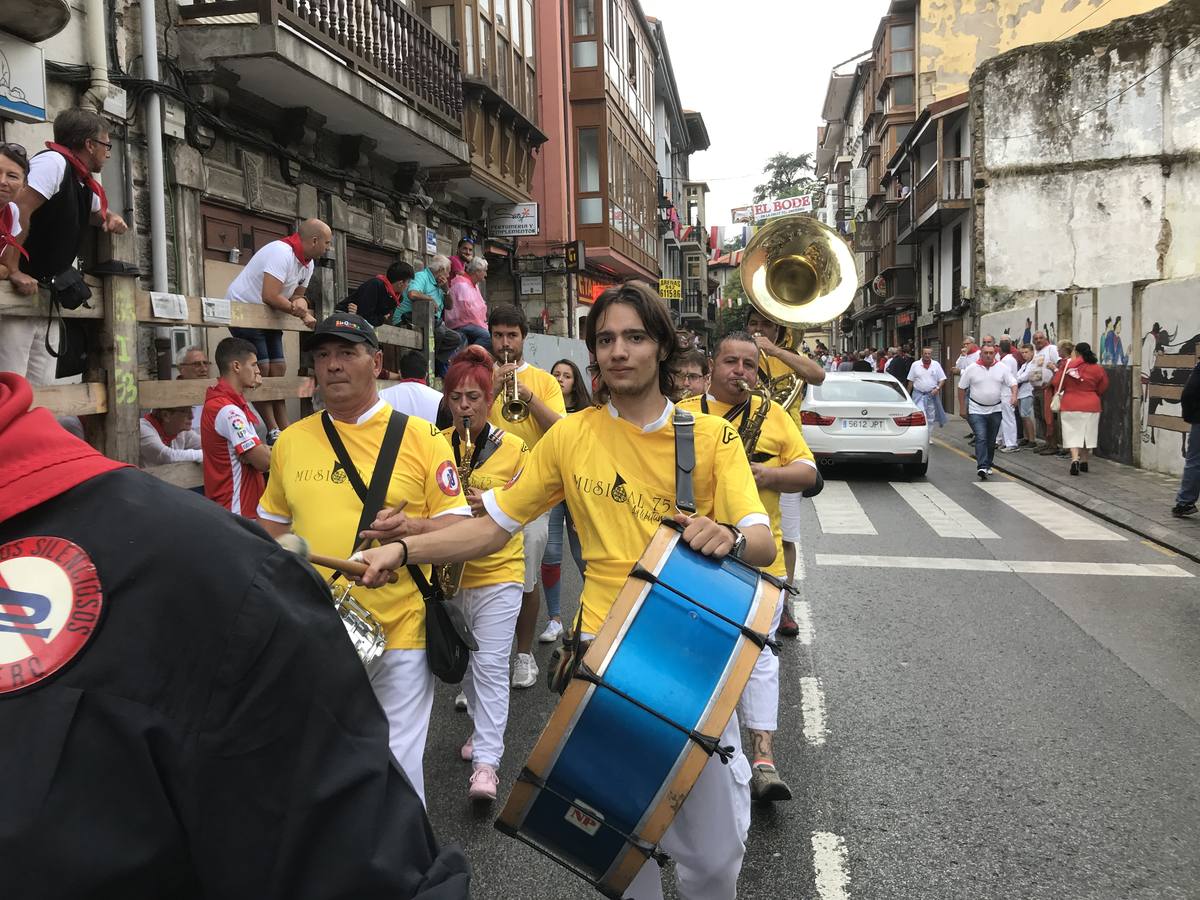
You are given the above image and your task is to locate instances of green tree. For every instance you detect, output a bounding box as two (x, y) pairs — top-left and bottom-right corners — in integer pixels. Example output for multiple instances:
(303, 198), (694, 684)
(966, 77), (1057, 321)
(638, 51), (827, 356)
(752, 151), (825, 207)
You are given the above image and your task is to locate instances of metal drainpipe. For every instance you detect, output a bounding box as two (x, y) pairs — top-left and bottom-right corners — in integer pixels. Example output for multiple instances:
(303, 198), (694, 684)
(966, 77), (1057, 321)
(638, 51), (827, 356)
(83, 0), (110, 110)
(141, 0), (169, 291)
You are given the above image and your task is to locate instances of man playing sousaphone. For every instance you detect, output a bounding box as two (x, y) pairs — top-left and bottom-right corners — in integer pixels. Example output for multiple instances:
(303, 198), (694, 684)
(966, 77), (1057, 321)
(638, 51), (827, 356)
(256, 313), (470, 806)
(358, 282), (774, 900)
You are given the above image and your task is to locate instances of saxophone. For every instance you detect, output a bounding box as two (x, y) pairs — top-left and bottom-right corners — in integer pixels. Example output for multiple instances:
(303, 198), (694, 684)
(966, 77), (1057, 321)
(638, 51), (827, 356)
(436, 416), (474, 597)
(734, 378), (773, 458)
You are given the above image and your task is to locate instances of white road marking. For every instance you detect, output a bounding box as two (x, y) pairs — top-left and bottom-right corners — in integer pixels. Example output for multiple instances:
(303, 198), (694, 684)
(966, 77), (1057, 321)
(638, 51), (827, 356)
(811, 831), (852, 900)
(816, 553), (1191, 578)
(811, 481), (876, 535)
(794, 550), (807, 582)
(891, 481), (999, 539)
(975, 481), (1125, 541)
(800, 676), (828, 745)
(795, 599), (815, 645)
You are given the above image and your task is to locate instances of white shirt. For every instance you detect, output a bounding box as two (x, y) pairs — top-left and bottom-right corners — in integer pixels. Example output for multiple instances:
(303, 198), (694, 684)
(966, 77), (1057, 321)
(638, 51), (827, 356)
(960, 362), (1017, 414)
(26, 152), (103, 212)
(1031, 343), (1061, 389)
(954, 349), (980, 373)
(226, 240), (314, 305)
(3, 200), (22, 237)
(1015, 361), (1036, 399)
(139, 417), (202, 466)
(908, 360), (947, 394)
(378, 382), (443, 425)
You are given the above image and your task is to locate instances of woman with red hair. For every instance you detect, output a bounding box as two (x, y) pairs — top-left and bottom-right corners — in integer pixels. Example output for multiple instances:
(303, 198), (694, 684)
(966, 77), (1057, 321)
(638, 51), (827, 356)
(440, 345), (529, 802)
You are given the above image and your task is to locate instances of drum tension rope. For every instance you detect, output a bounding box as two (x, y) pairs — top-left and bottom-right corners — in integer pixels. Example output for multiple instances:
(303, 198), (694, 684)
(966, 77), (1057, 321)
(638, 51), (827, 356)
(509, 768), (672, 868)
(628, 565), (782, 656)
(571, 661), (736, 764)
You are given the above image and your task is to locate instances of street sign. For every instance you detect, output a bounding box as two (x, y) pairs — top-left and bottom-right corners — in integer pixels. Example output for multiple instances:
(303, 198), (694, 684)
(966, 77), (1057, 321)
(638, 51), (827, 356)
(520, 275), (544, 295)
(564, 240), (585, 271)
(872, 274), (888, 297)
(658, 279), (682, 300)
(425, 227), (437, 256)
(0, 35), (48, 123)
(489, 202), (539, 237)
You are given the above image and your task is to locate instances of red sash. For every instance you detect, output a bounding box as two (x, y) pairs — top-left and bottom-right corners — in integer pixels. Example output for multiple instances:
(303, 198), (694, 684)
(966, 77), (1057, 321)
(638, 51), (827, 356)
(0, 203), (27, 261)
(46, 142), (108, 219)
(280, 233), (309, 265)
(142, 413), (173, 446)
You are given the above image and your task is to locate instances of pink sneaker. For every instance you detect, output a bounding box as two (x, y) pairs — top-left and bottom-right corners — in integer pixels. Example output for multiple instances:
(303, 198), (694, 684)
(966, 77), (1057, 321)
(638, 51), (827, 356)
(468, 764), (499, 802)
(460, 738), (473, 762)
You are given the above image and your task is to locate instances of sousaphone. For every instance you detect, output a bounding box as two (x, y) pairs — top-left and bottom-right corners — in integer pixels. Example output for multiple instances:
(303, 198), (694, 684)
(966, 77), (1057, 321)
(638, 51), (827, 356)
(739, 215), (857, 409)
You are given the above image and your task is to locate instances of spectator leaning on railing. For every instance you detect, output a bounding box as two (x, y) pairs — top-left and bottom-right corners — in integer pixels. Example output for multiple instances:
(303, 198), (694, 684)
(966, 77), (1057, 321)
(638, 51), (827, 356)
(392, 254), (466, 376)
(139, 407), (202, 467)
(444, 256), (492, 352)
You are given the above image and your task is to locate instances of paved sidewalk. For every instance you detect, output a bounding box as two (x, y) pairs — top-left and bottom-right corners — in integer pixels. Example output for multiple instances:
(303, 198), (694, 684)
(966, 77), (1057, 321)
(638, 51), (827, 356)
(933, 435), (1200, 563)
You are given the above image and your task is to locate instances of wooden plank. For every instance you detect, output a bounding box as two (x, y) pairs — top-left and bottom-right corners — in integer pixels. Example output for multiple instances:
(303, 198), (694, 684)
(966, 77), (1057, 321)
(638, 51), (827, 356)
(1148, 384), (1184, 401)
(103, 275), (142, 464)
(1147, 414), (1191, 434)
(31, 383), (108, 416)
(143, 461), (205, 489)
(376, 324), (423, 350)
(138, 375), (315, 408)
(134, 292), (311, 332)
(0, 282), (104, 319)
(1154, 354), (1200, 368)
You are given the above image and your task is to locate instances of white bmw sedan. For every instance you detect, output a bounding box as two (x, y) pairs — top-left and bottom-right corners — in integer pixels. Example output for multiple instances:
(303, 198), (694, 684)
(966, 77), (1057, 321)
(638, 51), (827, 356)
(799, 372), (931, 477)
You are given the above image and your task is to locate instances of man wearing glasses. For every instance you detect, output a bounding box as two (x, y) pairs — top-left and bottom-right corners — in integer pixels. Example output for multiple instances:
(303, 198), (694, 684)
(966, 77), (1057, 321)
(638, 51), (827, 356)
(178, 346), (213, 437)
(670, 348), (708, 401)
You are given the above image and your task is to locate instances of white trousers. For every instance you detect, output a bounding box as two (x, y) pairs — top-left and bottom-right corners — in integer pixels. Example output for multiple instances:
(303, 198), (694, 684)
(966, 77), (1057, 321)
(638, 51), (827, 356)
(0, 317), (58, 385)
(623, 713), (752, 900)
(457, 581), (523, 767)
(1000, 396), (1018, 448)
(778, 491), (802, 544)
(521, 510), (551, 592)
(368, 648), (435, 806)
(738, 591), (785, 734)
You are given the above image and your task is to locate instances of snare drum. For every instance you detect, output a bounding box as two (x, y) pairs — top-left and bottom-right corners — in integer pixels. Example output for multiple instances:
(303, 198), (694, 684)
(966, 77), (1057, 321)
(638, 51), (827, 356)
(496, 520), (781, 898)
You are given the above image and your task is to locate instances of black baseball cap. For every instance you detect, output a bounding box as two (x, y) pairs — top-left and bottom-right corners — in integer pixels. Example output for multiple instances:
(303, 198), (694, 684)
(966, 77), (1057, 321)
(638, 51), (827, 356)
(312, 313), (379, 348)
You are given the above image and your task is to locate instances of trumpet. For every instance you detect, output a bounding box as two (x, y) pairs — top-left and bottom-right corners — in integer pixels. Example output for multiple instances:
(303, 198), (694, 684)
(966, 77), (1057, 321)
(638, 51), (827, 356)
(501, 350), (529, 422)
(437, 416), (473, 598)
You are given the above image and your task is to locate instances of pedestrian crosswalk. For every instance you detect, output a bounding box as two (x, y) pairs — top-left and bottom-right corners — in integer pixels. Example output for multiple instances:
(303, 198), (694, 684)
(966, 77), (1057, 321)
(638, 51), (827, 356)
(974, 481), (1125, 541)
(810, 481), (877, 535)
(890, 482), (999, 539)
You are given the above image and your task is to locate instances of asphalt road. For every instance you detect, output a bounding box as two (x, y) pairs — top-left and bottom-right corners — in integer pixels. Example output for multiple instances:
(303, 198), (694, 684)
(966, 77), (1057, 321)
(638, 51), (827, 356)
(421, 441), (1200, 900)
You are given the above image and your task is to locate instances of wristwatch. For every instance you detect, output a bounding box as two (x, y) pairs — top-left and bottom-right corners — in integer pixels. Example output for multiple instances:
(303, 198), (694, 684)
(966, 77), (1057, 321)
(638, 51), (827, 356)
(726, 524), (747, 558)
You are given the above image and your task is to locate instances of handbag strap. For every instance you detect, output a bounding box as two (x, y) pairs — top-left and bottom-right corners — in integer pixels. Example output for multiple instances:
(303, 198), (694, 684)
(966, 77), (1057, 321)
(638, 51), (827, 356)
(1054, 362), (1070, 396)
(673, 406), (696, 514)
(320, 408), (408, 556)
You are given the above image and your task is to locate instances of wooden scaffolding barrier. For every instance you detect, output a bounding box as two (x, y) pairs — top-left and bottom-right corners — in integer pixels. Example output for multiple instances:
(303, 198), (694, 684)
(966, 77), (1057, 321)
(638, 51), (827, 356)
(2, 276), (427, 488)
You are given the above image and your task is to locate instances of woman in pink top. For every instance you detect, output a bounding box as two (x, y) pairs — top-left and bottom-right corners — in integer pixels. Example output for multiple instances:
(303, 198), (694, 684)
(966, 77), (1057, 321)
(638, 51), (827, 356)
(444, 256), (492, 352)
(1057, 341), (1109, 475)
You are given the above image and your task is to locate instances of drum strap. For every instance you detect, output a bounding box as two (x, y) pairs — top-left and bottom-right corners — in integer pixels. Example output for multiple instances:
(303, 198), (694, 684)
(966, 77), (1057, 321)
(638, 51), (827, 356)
(673, 407), (696, 514)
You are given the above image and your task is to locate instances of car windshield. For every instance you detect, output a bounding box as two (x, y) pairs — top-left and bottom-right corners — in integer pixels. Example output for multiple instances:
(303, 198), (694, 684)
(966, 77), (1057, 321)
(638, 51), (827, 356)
(816, 379), (908, 403)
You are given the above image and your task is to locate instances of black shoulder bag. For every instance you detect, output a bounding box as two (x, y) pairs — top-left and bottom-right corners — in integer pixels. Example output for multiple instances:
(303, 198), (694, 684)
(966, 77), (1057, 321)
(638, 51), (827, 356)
(547, 405), (696, 693)
(321, 409), (477, 682)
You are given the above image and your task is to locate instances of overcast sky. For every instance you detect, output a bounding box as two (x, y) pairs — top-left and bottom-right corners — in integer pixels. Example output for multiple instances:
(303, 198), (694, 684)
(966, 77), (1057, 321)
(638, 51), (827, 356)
(644, 0), (891, 228)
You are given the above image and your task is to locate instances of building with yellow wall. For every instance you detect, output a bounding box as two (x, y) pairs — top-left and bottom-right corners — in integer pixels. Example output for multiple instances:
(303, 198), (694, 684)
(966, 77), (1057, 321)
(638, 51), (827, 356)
(917, 0), (1170, 110)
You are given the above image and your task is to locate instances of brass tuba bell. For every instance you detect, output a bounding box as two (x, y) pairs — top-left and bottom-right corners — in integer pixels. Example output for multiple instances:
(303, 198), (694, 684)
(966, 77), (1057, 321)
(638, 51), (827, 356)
(739, 215), (857, 410)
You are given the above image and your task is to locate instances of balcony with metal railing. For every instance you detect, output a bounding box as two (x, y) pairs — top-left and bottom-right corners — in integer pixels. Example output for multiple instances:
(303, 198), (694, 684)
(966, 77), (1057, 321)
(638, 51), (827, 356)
(178, 0), (467, 165)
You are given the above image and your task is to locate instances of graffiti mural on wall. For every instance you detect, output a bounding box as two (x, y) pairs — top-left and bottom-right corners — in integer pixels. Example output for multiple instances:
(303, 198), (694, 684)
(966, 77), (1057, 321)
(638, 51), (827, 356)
(1140, 322), (1199, 452)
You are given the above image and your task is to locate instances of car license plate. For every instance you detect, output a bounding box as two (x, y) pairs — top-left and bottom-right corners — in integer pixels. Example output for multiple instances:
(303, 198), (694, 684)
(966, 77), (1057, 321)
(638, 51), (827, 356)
(842, 418), (884, 430)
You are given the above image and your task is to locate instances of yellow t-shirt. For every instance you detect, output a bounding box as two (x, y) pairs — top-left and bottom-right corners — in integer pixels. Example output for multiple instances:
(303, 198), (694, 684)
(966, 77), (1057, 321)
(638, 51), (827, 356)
(761, 353), (807, 427)
(679, 394), (816, 577)
(484, 402), (769, 636)
(441, 424), (527, 589)
(258, 400), (470, 649)
(488, 362), (566, 449)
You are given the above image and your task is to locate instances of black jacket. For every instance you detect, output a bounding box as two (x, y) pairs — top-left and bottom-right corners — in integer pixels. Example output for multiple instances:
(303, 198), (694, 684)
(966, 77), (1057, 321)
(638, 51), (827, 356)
(1182, 361), (1200, 425)
(337, 276), (398, 327)
(0, 468), (470, 899)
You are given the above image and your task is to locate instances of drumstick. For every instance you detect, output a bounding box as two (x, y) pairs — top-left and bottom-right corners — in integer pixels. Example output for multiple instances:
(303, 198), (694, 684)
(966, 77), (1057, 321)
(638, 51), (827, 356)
(276, 533), (401, 585)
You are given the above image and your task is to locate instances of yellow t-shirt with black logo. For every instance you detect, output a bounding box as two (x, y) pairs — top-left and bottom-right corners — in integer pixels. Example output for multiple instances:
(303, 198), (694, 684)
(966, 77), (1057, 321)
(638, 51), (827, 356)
(258, 401), (470, 649)
(441, 424), (527, 589)
(488, 362), (566, 449)
(679, 394), (816, 577)
(485, 402), (769, 636)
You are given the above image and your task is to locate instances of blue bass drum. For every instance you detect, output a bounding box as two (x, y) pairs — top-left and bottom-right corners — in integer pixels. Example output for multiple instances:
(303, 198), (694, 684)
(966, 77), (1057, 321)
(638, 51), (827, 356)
(495, 520), (781, 898)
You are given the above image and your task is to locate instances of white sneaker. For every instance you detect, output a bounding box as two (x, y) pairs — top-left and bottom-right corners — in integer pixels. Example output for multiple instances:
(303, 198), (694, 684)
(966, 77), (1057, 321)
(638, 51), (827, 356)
(512, 653), (538, 689)
(454, 691), (467, 711)
(538, 619), (564, 643)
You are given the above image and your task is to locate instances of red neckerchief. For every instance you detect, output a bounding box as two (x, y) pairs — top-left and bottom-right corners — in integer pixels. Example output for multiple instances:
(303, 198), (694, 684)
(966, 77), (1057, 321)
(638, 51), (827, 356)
(376, 274), (400, 304)
(978, 358), (996, 369)
(0, 372), (128, 522)
(399, 377), (427, 385)
(142, 412), (172, 446)
(205, 378), (260, 426)
(280, 233), (309, 265)
(0, 203), (28, 261)
(968, 344), (980, 353)
(46, 142), (108, 219)
(922, 359), (931, 369)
